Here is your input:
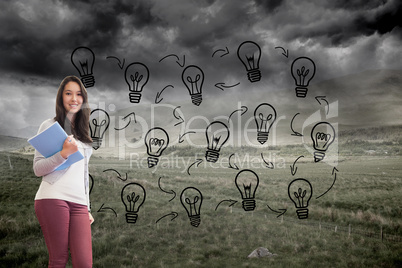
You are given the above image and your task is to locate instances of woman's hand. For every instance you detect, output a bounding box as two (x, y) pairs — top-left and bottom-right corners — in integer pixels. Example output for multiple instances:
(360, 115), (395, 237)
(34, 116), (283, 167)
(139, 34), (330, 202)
(60, 135), (78, 159)
(89, 212), (94, 225)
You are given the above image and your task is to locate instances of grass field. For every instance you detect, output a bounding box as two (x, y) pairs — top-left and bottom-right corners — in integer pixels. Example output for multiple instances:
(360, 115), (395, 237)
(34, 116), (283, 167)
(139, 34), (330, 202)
(0, 148), (401, 267)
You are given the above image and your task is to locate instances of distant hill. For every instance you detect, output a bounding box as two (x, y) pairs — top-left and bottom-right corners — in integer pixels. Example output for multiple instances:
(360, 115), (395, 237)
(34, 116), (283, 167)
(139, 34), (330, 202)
(0, 136), (30, 152)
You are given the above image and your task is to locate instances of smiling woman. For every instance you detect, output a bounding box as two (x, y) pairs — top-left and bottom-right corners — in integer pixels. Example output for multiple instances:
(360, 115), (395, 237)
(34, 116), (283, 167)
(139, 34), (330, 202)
(33, 75), (94, 267)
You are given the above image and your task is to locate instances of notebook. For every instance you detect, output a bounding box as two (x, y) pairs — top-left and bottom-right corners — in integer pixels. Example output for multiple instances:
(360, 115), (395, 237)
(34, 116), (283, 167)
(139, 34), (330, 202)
(28, 121), (84, 170)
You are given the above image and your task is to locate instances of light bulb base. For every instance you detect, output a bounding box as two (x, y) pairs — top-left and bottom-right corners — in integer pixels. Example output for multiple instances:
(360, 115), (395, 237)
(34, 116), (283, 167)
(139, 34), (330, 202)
(242, 198), (256, 211)
(295, 87), (308, 98)
(296, 208), (309, 219)
(257, 132), (269, 144)
(91, 137), (102, 150)
(189, 215), (201, 227)
(314, 151), (326, 162)
(147, 156), (159, 168)
(125, 212), (138, 224)
(205, 149), (220, 163)
(190, 93), (202, 106)
(81, 75), (95, 88)
(129, 92), (142, 103)
(247, 69), (261, 83)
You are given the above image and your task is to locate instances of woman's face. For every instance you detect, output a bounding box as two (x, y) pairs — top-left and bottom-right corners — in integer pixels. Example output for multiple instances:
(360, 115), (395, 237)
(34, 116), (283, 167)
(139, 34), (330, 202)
(63, 81), (83, 117)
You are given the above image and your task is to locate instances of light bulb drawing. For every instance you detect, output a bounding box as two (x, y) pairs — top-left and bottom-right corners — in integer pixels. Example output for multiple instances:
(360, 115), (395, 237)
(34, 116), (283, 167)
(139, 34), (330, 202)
(235, 169), (259, 211)
(237, 41), (262, 83)
(125, 62), (149, 103)
(121, 182), (146, 224)
(89, 109), (110, 150)
(181, 65), (204, 106)
(254, 103), (277, 145)
(291, 56), (316, 98)
(144, 127), (169, 168)
(288, 178), (313, 219)
(311, 122), (336, 162)
(205, 121), (230, 163)
(71, 46), (95, 88)
(180, 187), (203, 227)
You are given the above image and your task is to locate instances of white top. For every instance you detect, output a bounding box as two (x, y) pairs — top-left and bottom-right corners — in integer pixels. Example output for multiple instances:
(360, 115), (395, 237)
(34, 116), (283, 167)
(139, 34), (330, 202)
(33, 119), (92, 210)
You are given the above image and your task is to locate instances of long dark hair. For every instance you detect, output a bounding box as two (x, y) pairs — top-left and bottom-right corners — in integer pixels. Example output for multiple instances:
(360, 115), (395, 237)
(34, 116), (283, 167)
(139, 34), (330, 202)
(54, 76), (92, 144)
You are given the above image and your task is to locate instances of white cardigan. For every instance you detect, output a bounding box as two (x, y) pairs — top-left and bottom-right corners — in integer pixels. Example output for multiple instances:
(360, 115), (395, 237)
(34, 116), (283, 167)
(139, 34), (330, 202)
(33, 119), (93, 211)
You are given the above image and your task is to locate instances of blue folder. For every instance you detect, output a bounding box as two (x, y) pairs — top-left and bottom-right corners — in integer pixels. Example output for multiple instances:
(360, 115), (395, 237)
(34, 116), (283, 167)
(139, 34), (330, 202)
(28, 121), (84, 170)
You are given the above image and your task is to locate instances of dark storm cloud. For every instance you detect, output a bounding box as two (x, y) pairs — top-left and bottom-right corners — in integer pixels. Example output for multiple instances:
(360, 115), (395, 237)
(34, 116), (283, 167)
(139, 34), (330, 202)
(254, 0), (284, 13)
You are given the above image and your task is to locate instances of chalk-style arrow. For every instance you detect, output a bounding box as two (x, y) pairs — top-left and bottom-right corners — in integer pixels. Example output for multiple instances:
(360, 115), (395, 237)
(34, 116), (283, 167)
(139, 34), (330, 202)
(261, 153), (274, 169)
(266, 204), (287, 218)
(215, 199), (238, 211)
(228, 106), (248, 122)
(315, 96), (329, 115)
(290, 113), (303, 137)
(106, 56), (125, 69)
(290, 155), (304, 176)
(215, 82), (240, 91)
(155, 212), (179, 224)
(316, 167), (338, 199)
(274, 46), (289, 58)
(103, 168), (128, 181)
(212, 47), (229, 57)
(97, 203), (117, 217)
(114, 112), (137, 131)
(159, 54), (185, 67)
(187, 159), (203, 176)
(158, 177), (176, 202)
(228, 153), (239, 170)
(178, 131), (196, 143)
(173, 106), (184, 126)
(155, 85), (174, 104)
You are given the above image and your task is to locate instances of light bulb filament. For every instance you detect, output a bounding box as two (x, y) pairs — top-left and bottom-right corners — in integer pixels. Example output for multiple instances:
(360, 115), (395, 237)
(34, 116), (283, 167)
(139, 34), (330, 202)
(293, 188), (307, 208)
(258, 113), (273, 132)
(211, 136), (221, 150)
(148, 138), (165, 154)
(296, 66), (310, 86)
(243, 183), (252, 198)
(185, 196), (200, 216)
(315, 132), (332, 149)
(91, 118), (107, 138)
(130, 72), (144, 92)
(126, 192), (140, 212)
(186, 74), (201, 94)
(246, 55), (256, 69)
(79, 60), (89, 75)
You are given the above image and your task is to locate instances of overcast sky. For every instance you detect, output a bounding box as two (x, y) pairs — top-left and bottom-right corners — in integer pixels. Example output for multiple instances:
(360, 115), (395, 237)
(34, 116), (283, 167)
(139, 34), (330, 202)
(0, 0), (401, 137)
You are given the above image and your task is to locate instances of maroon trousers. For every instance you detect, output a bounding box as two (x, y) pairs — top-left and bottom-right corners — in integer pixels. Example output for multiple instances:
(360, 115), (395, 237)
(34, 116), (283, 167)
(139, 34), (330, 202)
(35, 199), (92, 268)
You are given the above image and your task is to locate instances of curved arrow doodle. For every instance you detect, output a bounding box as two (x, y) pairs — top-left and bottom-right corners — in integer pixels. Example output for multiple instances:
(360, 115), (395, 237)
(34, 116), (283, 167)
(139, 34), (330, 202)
(173, 106), (185, 126)
(155, 212), (179, 224)
(187, 159), (203, 176)
(106, 56), (125, 69)
(315, 96), (329, 115)
(155, 85), (174, 104)
(103, 168), (128, 181)
(228, 153), (239, 170)
(215, 82), (240, 91)
(290, 155), (304, 176)
(159, 54), (185, 67)
(114, 112), (137, 131)
(228, 106), (248, 122)
(215, 199), (238, 211)
(97, 203), (118, 217)
(274, 46), (289, 58)
(266, 204), (287, 217)
(178, 131), (196, 143)
(261, 153), (274, 169)
(158, 177), (176, 202)
(316, 167), (338, 199)
(290, 113), (303, 137)
(212, 47), (229, 57)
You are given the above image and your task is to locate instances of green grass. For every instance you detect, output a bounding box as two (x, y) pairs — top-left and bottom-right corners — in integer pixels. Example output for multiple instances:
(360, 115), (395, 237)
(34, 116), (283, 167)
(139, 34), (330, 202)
(0, 151), (401, 267)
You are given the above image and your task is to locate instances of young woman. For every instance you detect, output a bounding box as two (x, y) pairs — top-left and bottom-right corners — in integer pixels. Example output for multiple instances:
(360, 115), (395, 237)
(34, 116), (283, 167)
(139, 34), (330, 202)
(33, 75), (94, 267)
